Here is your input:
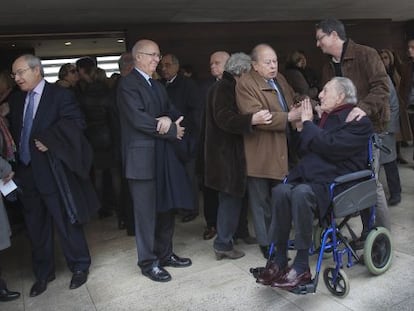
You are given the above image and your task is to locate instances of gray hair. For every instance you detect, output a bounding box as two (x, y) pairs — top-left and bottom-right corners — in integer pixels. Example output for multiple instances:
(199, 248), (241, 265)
(224, 52), (251, 76)
(163, 53), (180, 66)
(20, 54), (44, 77)
(331, 77), (357, 104)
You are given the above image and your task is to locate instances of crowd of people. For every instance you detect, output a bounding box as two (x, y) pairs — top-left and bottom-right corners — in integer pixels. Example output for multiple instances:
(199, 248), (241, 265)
(1, 17), (414, 301)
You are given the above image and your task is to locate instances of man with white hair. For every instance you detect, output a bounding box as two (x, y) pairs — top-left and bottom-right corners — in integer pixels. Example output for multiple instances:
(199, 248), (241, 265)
(257, 77), (373, 290)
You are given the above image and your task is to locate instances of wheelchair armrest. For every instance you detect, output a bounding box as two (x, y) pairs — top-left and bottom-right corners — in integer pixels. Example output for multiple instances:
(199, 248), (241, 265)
(333, 170), (373, 185)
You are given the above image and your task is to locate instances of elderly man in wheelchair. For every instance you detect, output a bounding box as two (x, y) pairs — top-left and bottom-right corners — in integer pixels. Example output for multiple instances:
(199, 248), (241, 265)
(252, 77), (392, 297)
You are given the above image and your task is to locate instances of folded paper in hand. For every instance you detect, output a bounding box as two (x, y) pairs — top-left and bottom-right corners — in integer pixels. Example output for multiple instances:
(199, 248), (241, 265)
(0, 179), (17, 196)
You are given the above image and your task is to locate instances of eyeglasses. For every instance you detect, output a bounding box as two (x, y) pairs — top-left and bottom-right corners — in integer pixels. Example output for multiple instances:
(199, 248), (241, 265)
(137, 51), (162, 60)
(262, 59), (278, 65)
(10, 67), (32, 79)
(316, 34), (327, 42)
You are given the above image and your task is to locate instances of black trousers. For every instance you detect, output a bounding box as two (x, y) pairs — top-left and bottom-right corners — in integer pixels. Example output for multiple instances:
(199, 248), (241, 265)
(383, 160), (402, 197)
(202, 185), (218, 228)
(18, 165), (91, 281)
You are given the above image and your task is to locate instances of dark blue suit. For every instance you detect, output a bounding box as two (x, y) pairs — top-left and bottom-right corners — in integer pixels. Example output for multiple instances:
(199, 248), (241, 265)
(9, 82), (91, 280)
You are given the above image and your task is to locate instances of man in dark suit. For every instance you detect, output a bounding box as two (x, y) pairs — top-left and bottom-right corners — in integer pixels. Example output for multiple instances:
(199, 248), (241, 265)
(117, 39), (192, 282)
(159, 53), (202, 222)
(9, 54), (92, 297)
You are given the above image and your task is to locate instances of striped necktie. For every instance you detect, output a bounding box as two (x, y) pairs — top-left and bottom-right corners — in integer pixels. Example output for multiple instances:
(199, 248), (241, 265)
(268, 79), (288, 112)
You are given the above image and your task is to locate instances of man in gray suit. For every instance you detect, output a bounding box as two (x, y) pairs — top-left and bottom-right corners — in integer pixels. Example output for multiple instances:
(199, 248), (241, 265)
(117, 39), (192, 282)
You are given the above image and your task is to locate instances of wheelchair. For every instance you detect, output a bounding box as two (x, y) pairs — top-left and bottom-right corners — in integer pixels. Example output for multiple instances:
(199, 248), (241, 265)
(251, 135), (393, 298)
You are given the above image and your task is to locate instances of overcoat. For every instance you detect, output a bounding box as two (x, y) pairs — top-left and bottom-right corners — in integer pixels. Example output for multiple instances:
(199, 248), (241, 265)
(236, 70), (295, 180)
(204, 71), (253, 197)
(117, 70), (192, 212)
(321, 39), (390, 133)
(286, 104), (373, 221)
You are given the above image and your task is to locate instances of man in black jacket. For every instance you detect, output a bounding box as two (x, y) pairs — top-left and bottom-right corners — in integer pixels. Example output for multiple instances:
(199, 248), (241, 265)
(9, 54), (93, 297)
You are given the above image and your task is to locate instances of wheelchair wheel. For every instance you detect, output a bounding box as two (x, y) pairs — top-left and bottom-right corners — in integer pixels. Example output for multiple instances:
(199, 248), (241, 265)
(363, 227), (392, 275)
(323, 266), (350, 298)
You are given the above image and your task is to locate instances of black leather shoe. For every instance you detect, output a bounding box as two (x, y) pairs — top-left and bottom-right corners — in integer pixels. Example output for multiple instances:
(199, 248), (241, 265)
(118, 219), (126, 230)
(29, 274), (56, 297)
(260, 245), (270, 259)
(0, 288), (20, 302)
(160, 254), (192, 268)
(69, 270), (88, 289)
(142, 266), (171, 282)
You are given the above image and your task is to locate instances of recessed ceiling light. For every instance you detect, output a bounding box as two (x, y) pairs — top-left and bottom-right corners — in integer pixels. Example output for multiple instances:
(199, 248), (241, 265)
(117, 39), (124, 43)
(64, 41), (72, 46)
(11, 44), (16, 47)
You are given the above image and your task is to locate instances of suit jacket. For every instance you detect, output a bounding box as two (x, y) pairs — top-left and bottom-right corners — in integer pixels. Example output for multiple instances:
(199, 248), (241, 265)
(236, 70), (295, 180)
(117, 69), (193, 211)
(117, 69), (179, 180)
(9, 82), (85, 195)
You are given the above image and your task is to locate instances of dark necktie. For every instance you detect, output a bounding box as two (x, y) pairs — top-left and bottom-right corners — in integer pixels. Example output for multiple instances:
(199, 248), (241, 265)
(268, 79), (288, 112)
(20, 91), (35, 164)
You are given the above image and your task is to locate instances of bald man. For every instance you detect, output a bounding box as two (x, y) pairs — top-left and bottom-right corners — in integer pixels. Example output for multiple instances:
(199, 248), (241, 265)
(236, 44), (301, 258)
(117, 39), (192, 282)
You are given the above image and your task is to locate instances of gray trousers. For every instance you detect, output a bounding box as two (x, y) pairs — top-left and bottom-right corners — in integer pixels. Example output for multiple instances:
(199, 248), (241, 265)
(269, 184), (317, 250)
(247, 177), (278, 246)
(128, 179), (175, 271)
(213, 192), (242, 251)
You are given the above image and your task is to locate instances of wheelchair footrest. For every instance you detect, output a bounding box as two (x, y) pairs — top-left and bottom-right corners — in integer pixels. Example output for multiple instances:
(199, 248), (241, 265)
(289, 281), (317, 295)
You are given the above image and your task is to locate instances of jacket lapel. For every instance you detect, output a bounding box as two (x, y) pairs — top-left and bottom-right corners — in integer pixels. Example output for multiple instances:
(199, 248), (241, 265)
(31, 82), (50, 135)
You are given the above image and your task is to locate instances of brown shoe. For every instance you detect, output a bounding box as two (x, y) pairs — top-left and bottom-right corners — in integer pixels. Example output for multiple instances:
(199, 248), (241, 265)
(203, 226), (216, 240)
(214, 248), (245, 260)
(271, 267), (312, 290)
(256, 262), (287, 285)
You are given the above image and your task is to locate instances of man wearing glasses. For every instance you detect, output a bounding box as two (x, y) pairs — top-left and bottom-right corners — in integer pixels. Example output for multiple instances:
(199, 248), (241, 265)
(8, 54), (96, 297)
(117, 39), (192, 282)
(235, 44), (301, 259)
(315, 18), (391, 233)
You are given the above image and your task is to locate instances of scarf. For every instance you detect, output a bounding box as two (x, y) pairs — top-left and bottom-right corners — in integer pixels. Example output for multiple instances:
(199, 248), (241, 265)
(0, 116), (16, 161)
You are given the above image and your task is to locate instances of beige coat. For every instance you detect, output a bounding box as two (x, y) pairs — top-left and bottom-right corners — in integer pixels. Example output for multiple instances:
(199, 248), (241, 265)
(236, 70), (295, 180)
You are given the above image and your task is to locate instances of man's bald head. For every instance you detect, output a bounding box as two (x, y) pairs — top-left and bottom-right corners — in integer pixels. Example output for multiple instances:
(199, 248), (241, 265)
(210, 51), (230, 79)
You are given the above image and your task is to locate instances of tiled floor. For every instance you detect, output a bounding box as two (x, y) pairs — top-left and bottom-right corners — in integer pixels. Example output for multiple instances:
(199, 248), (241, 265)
(1, 146), (413, 311)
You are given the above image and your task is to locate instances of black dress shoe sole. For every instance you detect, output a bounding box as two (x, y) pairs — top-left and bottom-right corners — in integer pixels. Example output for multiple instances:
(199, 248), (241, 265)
(161, 261), (192, 268)
(142, 271), (171, 282)
(0, 291), (21, 302)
